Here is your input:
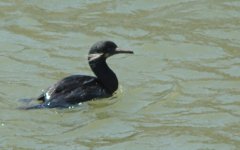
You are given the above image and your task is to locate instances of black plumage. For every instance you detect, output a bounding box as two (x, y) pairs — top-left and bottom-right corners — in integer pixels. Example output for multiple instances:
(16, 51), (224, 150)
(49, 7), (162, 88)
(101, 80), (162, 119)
(20, 41), (133, 109)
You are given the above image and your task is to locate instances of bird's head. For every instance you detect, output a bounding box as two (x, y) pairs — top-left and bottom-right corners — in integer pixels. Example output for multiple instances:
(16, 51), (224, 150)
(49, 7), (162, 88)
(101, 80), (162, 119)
(88, 41), (133, 62)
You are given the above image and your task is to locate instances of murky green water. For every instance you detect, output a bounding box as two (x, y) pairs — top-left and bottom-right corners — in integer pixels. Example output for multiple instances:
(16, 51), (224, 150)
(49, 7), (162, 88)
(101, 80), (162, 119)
(0, 0), (240, 149)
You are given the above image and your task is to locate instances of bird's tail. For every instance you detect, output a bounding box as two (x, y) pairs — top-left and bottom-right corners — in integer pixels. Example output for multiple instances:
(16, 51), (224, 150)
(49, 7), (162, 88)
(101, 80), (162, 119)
(18, 98), (36, 104)
(18, 98), (45, 110)
(18, 104), (45, 110)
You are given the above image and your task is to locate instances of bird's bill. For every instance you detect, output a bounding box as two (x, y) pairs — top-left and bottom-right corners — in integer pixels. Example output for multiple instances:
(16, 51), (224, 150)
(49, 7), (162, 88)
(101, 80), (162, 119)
(114, 48), (134, 54)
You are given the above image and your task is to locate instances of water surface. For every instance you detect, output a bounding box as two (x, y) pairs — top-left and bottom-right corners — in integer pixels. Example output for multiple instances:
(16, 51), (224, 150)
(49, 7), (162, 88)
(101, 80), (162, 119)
(0, 0), (240, 149)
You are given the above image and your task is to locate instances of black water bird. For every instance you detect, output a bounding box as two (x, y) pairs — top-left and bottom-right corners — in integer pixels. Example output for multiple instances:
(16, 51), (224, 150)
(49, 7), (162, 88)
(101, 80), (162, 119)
(21, 41), (133, 109)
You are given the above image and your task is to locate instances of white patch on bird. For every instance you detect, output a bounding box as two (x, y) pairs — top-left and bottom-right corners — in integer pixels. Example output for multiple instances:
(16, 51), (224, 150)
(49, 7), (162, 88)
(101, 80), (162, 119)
(47, 102), (51, 106)
(88, 53), (103, 62)
(45, 92), (50, 100)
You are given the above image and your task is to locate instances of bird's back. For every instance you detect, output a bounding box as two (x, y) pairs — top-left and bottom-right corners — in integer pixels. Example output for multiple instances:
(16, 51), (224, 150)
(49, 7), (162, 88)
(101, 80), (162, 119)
(26, 75), (111, 109)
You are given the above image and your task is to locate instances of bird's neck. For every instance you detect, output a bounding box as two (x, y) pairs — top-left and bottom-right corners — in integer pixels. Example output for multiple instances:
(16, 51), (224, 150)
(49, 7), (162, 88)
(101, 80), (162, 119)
(89, 59), (118, 94)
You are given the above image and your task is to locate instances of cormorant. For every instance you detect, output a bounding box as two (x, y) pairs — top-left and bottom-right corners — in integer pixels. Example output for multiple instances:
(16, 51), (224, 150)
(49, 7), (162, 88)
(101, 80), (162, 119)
(20, 41), (133, 109)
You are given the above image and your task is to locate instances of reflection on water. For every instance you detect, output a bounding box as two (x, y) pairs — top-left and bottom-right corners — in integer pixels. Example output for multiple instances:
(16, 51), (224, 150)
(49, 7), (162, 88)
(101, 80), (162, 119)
(0, 0), (240, 149)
